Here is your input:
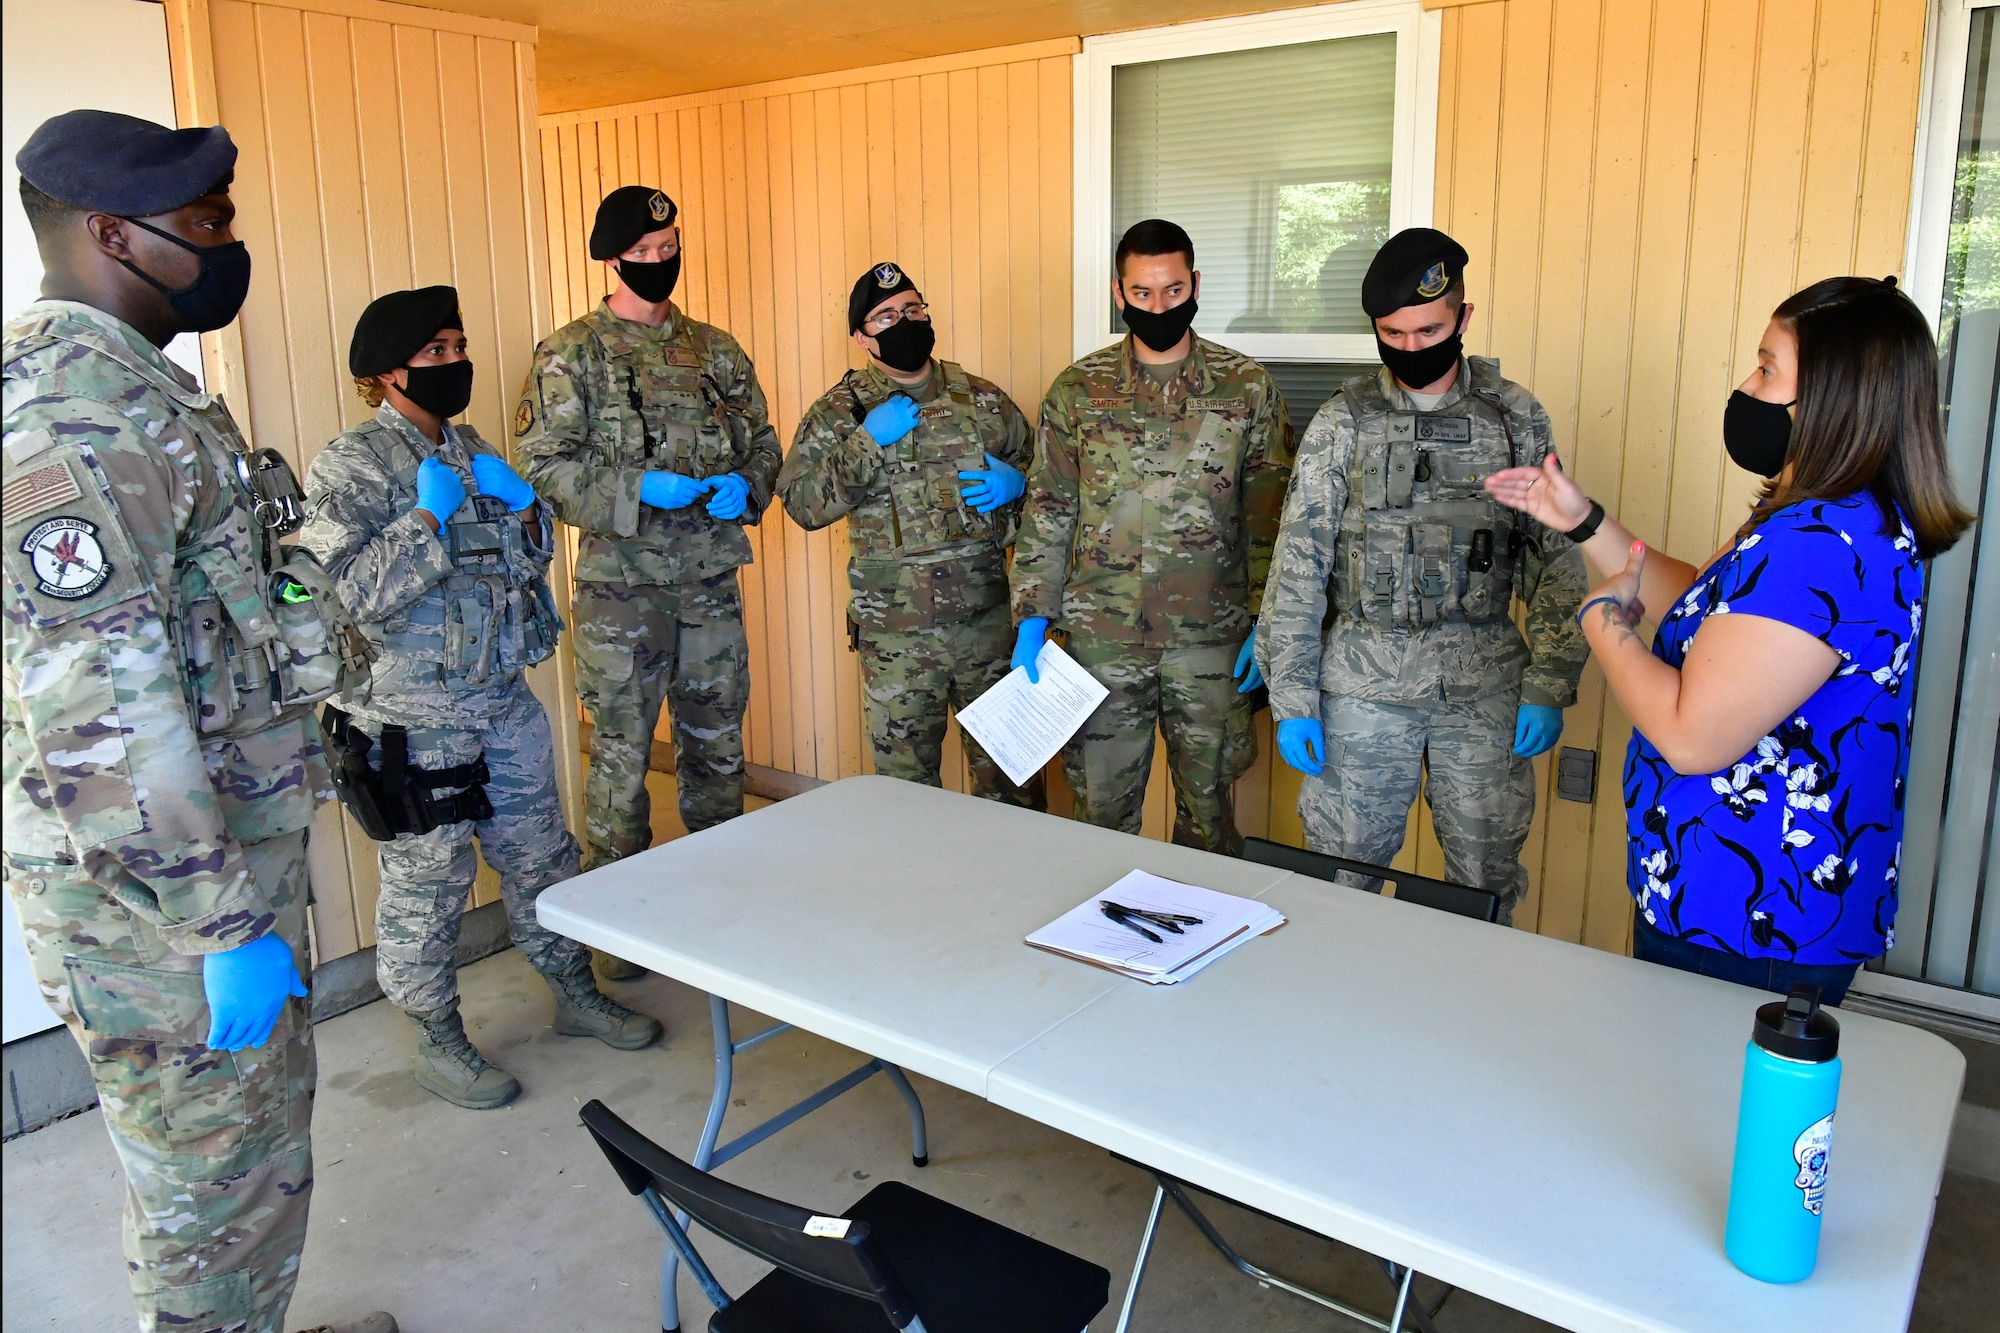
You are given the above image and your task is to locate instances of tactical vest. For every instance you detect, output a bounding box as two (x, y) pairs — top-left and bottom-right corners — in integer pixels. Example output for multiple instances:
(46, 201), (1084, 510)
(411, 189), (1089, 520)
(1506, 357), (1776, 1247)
(1332, 361), (1525, 630)
(842, 360), (1001, 560)
(343, 420), (561, 688)
(592, 318), (742, 479)
(2, 320), (371, 741)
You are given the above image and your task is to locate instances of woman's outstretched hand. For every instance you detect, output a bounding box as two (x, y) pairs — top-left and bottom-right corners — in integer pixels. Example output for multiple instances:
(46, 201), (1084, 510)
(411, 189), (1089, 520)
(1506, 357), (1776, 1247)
(1485, 452), (1592, 533)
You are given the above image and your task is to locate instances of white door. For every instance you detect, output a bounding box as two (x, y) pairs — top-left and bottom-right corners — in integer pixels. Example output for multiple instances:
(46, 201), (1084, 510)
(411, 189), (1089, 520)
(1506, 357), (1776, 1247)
(1875, 0), (2000, 1016)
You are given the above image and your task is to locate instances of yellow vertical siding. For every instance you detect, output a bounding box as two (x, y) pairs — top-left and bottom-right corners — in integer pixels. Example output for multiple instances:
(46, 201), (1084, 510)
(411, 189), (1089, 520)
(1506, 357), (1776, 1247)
(1431, 0), (1928, 949)
(165, 0), (563, 963)
(538, 40), (1079, 789)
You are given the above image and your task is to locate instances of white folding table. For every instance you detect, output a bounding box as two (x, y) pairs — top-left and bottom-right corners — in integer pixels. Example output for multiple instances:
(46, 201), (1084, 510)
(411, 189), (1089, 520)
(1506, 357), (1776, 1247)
(537, 776), (1965, 1333)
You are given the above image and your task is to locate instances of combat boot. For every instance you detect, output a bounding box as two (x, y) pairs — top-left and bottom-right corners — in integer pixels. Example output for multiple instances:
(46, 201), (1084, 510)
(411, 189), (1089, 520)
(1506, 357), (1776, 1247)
(547, 967), (663, 1050)
(592, 947), (648, 981)
(406, 1003), (520, 1109)
(291, 1314), (399, 1333)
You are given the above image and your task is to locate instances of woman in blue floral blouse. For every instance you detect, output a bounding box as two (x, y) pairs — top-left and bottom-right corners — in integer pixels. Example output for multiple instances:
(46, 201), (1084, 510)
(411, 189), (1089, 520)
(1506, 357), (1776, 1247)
(1486, 277), (1972, 1003)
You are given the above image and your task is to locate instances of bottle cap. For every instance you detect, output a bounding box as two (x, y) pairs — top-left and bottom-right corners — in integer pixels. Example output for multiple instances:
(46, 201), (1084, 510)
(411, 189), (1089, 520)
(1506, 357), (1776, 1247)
(1751, 983), (1841, 1062)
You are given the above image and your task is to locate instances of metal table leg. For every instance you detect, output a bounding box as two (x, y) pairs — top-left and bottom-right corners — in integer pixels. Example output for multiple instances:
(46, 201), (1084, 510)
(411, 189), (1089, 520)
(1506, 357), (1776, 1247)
(659, 994), (930, 1331)
(1112, 1185), (1166, 1333)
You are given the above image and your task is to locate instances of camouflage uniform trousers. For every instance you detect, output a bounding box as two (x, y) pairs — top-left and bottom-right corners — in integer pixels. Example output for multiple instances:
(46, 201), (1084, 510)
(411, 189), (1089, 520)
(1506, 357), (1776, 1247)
(358, 677), (589, 1014)
(1299, 689), (1534, 924)
(1062, 635), (1257, 853)
(857, 601), (1044, 808)
(4, 830), (315, 1333)
(573, 570), (748, 864)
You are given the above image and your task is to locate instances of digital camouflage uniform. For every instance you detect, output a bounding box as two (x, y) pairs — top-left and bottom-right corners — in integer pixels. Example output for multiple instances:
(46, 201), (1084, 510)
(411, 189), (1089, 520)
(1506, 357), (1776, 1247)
(514, 300), (780, 863)
(1256, 358), (1589, 921)
(1013, 334), (1293, 852)
(3, 301), (343, 1333)
(299, 404), (589, 1013)
(778, 361), (1038, 802)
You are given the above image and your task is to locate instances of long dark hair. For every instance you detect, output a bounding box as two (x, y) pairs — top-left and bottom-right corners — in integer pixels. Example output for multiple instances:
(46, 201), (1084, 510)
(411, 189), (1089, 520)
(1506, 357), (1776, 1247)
(1739, 276), (1973, 558)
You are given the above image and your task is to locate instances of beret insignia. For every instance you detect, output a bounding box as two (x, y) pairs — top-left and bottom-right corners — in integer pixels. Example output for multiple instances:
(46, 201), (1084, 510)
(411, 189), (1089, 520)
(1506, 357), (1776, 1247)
(1416, 262), (1449, 300)
(649, 190), (670, 222)
(875, 263), (903, 289)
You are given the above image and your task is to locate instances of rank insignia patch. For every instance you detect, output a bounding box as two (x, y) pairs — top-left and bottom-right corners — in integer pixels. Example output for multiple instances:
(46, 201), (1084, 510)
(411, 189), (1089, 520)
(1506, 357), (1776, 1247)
(1416, 262), (1450, 300)
(21, 516), (113, 600)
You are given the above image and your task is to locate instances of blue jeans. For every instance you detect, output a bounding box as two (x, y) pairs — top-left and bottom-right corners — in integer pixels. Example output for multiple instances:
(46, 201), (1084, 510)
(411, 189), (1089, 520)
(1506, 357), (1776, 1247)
(1631, 913), (1859, 1005)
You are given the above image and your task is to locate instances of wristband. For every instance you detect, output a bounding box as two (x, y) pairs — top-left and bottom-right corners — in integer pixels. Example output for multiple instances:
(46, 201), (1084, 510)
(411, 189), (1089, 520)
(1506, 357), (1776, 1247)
(1564, 498), (1606, 544)
(1576, 595), (1625, 627)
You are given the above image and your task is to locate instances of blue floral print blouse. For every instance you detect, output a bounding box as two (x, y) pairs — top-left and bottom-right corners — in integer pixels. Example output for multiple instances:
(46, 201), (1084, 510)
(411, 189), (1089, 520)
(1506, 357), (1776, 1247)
(1624, 492), (1924, 965)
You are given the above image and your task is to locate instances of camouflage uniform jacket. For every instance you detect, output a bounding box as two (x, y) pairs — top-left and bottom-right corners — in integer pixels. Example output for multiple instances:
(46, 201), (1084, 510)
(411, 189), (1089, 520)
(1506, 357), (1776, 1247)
(2, 300), (333, 955)
(777, 360), (1032, 631)
(1257, 357), (1588, 721)
(513, 300), (781, 586)
(299, 405), (562, 728)
(1011, 334), (1293, 648)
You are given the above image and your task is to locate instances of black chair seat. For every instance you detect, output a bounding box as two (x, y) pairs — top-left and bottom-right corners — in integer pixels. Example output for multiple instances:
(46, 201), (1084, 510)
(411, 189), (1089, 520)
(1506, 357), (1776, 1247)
(712, 1180), (1109, 1333)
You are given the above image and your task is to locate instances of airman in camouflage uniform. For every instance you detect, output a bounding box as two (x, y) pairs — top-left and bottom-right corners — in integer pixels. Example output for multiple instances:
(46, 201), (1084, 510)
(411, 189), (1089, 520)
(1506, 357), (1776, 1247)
(4, 112), (391, 1333)
(778, 263), (1040, 803)
(1257, 230), (1589, 923)
(1012, 221), (1292, 853)
(302, 286), (659, 1110)
(514, 188), (780, 880)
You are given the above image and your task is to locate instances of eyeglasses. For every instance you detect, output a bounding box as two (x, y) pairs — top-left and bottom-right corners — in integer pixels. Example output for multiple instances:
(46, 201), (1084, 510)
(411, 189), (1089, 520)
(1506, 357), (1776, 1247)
(864, 303), (930, 333)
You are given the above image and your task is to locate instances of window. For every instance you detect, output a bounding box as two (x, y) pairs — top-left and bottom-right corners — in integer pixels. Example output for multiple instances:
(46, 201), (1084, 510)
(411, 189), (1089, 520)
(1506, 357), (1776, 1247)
(1075, 1), (1440, 364)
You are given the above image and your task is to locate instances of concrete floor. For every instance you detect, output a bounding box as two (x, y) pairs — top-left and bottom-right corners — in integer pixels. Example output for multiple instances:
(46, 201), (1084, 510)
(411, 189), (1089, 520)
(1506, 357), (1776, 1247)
(4, 944), (1998, 1333)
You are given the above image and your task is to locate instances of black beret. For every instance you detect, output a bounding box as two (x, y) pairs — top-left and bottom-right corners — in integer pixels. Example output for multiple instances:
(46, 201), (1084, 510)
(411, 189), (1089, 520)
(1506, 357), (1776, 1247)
(1361, 227), (1471, 317)
(589, 186), (678, 261)
(848, 261), (921, 332)
(349, 286), (464, 377)
(16, 109), (237, 216)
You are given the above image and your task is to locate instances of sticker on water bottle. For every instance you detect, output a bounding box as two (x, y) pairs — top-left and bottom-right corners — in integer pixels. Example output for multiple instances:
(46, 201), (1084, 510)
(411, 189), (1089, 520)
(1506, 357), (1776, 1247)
(1792, 1113), (1835, 1215)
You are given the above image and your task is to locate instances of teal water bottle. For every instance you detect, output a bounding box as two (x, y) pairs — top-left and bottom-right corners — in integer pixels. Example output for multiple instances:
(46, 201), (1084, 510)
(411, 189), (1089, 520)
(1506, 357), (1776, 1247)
(1723, 983), (1842, 1282)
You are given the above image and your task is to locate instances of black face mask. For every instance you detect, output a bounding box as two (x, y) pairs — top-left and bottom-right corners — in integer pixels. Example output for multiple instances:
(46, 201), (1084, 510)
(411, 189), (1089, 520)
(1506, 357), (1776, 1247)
(870, 317), (935, 373)
(616, 253), (681, 304)
(118, 215), (252, 333)
(1376, 307), (1466, 391)
(396, 360), (475, 420)
(1722, 390), (1796, 478)
(1120, 283), (1199, 354)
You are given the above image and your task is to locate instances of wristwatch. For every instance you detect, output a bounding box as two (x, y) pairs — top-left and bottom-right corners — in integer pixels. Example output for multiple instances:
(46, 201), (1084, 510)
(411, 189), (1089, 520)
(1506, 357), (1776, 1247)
(1564, 499), (1606, 544)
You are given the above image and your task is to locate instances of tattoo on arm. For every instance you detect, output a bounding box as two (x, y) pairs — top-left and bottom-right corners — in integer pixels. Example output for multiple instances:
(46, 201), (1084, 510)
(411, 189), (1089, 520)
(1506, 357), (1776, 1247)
(1597, 600), (1643, 651)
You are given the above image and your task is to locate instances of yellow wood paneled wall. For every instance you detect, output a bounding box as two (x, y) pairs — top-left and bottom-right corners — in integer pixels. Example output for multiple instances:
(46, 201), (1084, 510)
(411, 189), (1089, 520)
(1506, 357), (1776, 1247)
(537, 40), (1079, 791)
(538, 1), (1931, 950)
(1425, 0), (1929, 949)
(164, 0), (568, 964)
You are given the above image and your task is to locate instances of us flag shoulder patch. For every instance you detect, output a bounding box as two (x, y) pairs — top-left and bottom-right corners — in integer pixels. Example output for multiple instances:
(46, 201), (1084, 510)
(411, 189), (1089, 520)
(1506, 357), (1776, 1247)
(1, 460), (81, 525)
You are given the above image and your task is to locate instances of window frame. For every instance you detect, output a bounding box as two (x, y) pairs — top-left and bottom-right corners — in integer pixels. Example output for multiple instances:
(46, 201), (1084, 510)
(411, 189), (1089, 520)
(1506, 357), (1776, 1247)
(1071, 0), (1442, 362)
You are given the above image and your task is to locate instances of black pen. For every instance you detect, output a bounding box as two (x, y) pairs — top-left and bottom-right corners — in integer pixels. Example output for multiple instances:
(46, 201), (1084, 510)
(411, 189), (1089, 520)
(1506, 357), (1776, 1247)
(1100, 903), (1162, 943)
(1100, 900), (1201, 932)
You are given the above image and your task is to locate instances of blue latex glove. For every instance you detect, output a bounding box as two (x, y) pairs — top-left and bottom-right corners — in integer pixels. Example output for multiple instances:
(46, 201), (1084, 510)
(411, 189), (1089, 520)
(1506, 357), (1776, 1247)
(640, 470), (711, 510)
(469, 453), (536, 511)
(1276, 717), (1326, 776)
(202, 932), (308, 1051)
(1514, 703), (1565, 757)
(1012, 617), (1049, 684)
(862, 394), (921, 447)
(1233, 629), (1263, 694)
(956, 453), (1026, 514)
(705, 472), (751, 520)
(414, 455), (466, 525)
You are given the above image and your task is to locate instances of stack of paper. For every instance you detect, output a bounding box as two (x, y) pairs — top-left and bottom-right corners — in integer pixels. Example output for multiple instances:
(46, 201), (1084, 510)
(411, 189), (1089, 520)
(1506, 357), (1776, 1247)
(955, 641), (1109, 788)
(1025, 870), (1285, 985)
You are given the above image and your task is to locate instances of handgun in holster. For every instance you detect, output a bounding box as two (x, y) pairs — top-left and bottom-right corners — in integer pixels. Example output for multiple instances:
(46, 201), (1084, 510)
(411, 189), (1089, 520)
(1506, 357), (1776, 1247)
(321, 704), (493, 840)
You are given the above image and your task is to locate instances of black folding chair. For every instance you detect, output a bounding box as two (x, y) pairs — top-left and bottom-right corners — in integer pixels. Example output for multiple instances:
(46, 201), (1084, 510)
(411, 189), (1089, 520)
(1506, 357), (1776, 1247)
(1104, 839), (1493, 1332)
(581, 1099), (1109, 1333)
(1241, 836), (1500, 922)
